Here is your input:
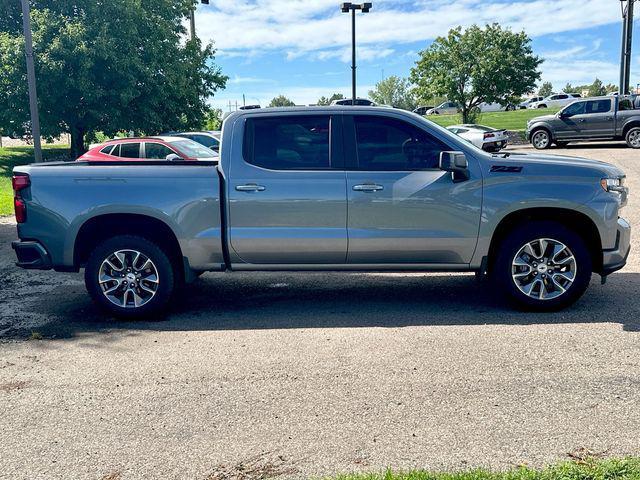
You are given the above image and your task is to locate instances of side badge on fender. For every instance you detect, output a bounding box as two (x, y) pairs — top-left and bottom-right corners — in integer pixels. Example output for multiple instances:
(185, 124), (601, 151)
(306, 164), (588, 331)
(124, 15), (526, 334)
(490, 165), (523, 173)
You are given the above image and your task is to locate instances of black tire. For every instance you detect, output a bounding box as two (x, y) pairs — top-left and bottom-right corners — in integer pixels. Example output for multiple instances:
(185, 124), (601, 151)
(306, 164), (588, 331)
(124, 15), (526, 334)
(555, 141), (569, 148)
(85, 235), (175, 319)
(531, 129), (552, 149)
(492, 221), (592, 311)
(537, 104), (547, 108)
(625, 127), (640, 149)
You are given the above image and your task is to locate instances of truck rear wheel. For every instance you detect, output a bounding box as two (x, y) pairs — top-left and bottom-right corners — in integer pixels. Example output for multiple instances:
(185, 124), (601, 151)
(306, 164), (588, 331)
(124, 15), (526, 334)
(85, 235), (175, 319)
(493, 222), (592, 311)
(625, 127), (640, 148)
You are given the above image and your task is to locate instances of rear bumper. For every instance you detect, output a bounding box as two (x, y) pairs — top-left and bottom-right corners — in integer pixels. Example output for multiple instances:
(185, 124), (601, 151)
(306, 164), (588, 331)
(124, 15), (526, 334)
(11, 240), (52, 270)
(601, 217), (631, 276)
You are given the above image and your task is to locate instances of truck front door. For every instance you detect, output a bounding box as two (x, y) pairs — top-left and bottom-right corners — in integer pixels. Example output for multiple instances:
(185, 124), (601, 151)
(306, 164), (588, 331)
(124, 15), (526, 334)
(227, 114), (347, 265)
(344, 114), (482, 264)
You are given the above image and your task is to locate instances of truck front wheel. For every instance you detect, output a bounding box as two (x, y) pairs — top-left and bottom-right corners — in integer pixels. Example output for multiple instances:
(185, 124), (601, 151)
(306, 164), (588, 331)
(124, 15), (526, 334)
(85, 235), (175, 319)
(493, 222), (592, 311)
(531, 129), (551, 149)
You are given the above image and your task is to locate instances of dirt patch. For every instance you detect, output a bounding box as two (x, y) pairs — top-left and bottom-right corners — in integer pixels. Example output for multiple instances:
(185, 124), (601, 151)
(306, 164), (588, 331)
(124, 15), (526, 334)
(0, 380), (29, 392)
(205, 453), (298, 480)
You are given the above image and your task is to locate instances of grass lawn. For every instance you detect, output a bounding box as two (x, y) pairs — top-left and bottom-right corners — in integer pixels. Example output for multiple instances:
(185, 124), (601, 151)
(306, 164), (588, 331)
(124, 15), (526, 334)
(333, 458), (640, 480)
(0, 145), (70, 215)
(427, 107), (560, 133)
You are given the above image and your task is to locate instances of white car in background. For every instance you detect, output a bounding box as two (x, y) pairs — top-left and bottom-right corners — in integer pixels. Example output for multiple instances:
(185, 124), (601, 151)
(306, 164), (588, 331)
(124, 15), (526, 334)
(518, 96), (544, 109)
(426, 101), (459, 115)
(447, 124), (509, 152)
(529, 93), (582, 109)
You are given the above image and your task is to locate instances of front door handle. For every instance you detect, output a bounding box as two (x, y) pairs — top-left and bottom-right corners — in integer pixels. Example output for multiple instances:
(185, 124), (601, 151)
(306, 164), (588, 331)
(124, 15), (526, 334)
(353, 184), (384, 192)
(235, 184), (266, 192)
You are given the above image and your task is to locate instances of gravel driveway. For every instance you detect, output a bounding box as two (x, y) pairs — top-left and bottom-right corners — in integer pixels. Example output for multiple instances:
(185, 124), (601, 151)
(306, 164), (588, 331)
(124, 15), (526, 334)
(1, 142), (639, 480)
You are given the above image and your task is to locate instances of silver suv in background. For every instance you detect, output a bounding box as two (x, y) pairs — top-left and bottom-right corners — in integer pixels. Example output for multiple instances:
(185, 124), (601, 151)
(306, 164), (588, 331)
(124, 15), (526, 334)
(529, 93), (581, 109)
(527, 95), (640, 149)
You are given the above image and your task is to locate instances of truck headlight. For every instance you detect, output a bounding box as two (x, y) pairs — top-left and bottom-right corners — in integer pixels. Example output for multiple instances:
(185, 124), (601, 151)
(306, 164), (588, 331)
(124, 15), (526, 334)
(600, 177), (624, 192)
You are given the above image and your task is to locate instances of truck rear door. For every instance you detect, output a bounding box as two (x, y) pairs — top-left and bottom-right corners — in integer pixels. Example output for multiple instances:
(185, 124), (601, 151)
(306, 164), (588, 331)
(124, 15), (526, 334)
(227, 113), (347, 264)
(582, 98), (615, 137)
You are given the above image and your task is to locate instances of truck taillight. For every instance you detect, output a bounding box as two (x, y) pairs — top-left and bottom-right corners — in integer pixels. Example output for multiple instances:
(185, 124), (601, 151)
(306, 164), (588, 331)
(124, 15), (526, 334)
(12, 174), (30, 223)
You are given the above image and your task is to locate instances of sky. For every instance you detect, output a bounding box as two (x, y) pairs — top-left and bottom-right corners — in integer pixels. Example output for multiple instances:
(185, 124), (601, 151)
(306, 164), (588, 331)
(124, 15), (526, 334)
(193, 0), (637, 110)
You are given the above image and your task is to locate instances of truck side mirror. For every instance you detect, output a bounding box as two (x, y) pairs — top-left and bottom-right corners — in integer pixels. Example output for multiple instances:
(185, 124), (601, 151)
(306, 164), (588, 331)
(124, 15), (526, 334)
(439, 151), (469, 182)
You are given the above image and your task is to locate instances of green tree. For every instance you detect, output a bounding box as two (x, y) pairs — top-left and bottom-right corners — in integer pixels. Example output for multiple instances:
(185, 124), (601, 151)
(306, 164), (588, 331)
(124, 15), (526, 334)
(563, 83), (579, 94)
(203, 108), (223, 130)
(317, 93), (344, 105)
(538, 82), (553, 97)
(410, 24), (541, 123)
(268, 95), (296, 107)
(605, 83), (618, 94)
(588, 78), (606, 97)
(368, 76), (417, 110)
(0, 0), (227, 158)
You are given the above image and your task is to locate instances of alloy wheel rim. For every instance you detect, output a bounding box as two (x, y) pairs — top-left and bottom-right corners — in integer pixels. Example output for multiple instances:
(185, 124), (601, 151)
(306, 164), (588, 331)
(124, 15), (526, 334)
(533, 132), (548, 148)
(511, 238), (576, 301)
(630, 130), (640, 147)
(98, 249), (159, 308)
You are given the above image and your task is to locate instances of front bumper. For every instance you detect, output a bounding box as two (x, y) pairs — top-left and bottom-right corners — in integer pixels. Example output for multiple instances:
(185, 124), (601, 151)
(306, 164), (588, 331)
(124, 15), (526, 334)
(11, 240), (52, 270)
(601, 217), (631, 276)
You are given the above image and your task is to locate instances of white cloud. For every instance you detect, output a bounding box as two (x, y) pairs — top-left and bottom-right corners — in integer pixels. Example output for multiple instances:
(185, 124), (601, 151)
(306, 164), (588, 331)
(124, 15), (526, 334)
(196, 0), (620, 61)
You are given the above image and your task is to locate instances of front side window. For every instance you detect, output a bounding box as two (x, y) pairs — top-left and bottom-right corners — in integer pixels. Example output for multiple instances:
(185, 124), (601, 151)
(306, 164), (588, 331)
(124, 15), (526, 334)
(557, 95), (568, 100)
(354, 116), (450, 171)
(100, 145), (115, 155)
(586, 99), (612, 114)
(119, 143), (141, 158)
(563, 102), (586, 116)
(144, 142), (175, 159)
(243, 115), (330, 170)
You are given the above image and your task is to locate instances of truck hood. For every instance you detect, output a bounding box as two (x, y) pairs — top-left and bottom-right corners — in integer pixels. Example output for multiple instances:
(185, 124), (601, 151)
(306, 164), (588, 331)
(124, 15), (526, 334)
(528, 114), (556, 123)
(494, 152), (625, 178)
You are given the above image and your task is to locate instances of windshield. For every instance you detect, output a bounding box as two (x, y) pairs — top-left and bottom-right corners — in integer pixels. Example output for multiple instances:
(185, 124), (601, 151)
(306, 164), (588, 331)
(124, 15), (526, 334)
(170, 139), (218, 159)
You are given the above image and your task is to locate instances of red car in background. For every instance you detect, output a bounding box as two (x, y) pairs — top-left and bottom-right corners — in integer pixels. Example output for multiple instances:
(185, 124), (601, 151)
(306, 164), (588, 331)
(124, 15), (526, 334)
(77, 136), (218, 162)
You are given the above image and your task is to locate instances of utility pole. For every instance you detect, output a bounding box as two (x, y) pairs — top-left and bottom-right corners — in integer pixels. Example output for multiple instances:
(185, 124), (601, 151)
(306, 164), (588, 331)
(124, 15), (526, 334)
(620, 0), (635, 95)
(340, 3), (372, 105)
(20, 0), (42, 163)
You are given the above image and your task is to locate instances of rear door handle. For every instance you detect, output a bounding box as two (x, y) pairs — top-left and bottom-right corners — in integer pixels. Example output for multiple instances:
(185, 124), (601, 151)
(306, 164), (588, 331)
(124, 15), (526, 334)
(353, 184), (384, 192)
(235, 184), (266, 192)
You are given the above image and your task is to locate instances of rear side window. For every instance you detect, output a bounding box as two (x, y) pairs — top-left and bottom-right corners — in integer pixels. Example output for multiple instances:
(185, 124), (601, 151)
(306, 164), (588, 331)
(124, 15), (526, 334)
(586, 99), (611, 114)
(144, 142), (175, 159)
(119, 143), (141, 158)
(243, 115), (330, 170)
(619, 99), (634, 111)
(192, 134), (219, 150)
(100, 145), (115, 155)
(354, 115), (450, 171)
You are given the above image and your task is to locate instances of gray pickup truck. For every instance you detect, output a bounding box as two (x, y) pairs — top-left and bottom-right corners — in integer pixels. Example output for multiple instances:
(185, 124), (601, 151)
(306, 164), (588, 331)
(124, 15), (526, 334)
(527, 95), (640, 149)
(11, 107), (630, 317)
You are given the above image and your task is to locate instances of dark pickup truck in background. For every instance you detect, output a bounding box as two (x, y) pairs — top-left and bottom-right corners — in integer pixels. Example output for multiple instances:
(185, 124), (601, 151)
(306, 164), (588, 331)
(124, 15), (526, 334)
(527, 95), (640, 149)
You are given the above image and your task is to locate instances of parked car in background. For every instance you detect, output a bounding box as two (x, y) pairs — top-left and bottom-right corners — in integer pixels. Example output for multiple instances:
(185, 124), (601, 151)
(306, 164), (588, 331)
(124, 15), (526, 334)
(426, 101), (459, 115)
(518, 96), (544, 109)
(478, 102), (516, 112)
(447, 124), (508, 151)
(331, 98), (376, 106)
(527, 95), (640, 149)
(78, 136), (219, 161)
(413, 105), (435, 116)
(169, 131), (221, 153)
(12, 106), (629, 317)
(529, 93), (581, 109)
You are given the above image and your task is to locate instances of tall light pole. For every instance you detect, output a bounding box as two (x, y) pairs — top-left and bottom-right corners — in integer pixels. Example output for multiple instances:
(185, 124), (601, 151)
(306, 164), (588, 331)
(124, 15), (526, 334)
(340, 2), (372, 105)
(20, 0), (42, 163)
(620, 0), (635, 95)
(189, 0), (209, 41)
